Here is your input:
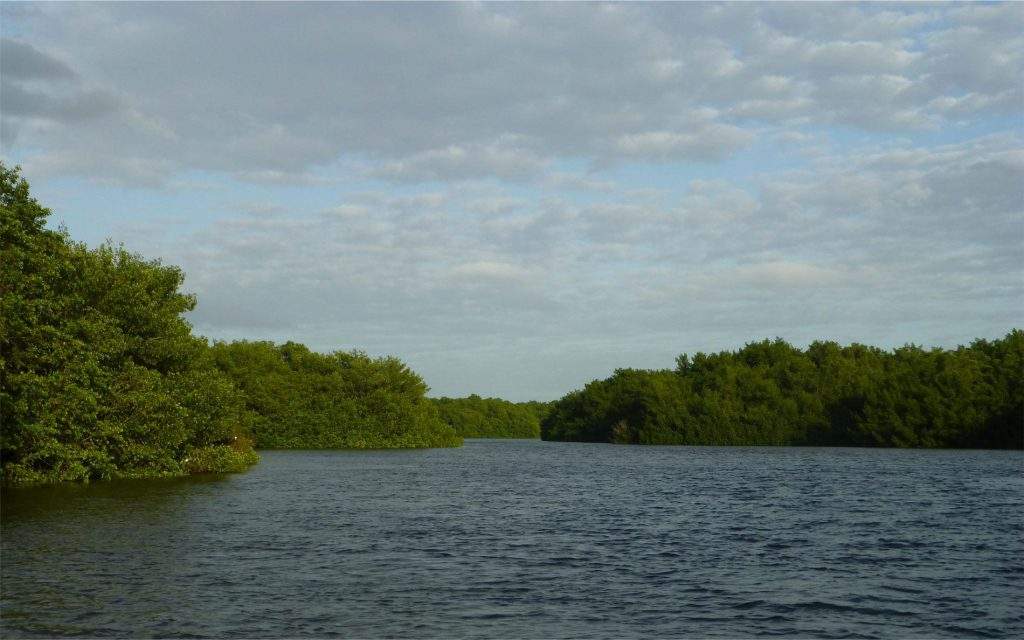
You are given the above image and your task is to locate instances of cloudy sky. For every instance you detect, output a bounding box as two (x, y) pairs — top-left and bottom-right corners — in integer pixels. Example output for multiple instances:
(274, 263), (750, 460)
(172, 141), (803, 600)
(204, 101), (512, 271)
(2, 2), (1022, 400)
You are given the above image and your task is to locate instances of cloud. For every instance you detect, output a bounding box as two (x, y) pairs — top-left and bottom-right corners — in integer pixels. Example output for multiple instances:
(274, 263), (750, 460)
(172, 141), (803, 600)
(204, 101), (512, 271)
(465, 196), (527, 216)
(0, 37), (124, 147)
(94, 131), (1016, 397)
(4, 3), (1020, 185)
(322, 204), (370, 219)
(2, 82), (121, 123)
(0, 38), (75, 80)
(231, 169), (338, 187)
(370, 138), (549, 183)
(614, 124), (754, 161)
(1, 3), (1020, 400)
(543, 172), (616, 192)
(19, 151), (172, 188)
(450, 260), (532, 282)
(731, 261), (851, 289)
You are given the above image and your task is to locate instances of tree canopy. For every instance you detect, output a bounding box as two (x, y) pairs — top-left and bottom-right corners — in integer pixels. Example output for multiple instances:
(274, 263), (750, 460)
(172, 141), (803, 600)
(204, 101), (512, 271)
(542, 334), (1023, 449)
(431, 395), (545, 438)
(1, 163), (259, 484)
(210, 341), (461, 449)
(0, 163), (461, 485)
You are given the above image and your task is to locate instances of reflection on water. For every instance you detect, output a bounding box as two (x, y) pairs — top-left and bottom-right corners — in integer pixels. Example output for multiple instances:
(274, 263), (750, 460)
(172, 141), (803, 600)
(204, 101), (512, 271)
(3, 441), (1023, 638)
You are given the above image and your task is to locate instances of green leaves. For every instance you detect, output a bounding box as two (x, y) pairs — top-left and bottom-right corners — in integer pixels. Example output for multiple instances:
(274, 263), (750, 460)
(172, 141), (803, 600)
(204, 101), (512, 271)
(210, 340), (461, 449)
(432, 395), (543, 438)
(543, 334), (1024, 449)
(1, 162), (259, 485)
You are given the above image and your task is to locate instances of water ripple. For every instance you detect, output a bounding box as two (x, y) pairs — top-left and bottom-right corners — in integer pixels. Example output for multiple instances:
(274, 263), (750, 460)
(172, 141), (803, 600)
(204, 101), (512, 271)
(2, 441), (1022, 638)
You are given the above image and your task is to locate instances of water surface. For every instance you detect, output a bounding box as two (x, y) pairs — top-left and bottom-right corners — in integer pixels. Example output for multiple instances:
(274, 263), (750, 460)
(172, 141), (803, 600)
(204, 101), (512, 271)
(3, 440), (1022, 638)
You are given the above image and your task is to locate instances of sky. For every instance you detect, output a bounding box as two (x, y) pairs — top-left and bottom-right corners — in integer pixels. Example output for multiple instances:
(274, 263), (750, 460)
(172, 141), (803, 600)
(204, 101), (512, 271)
(1, 2), (1022, 401)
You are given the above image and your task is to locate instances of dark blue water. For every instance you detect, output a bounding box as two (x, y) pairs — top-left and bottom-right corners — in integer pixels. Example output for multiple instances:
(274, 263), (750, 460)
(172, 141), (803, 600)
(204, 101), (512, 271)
(2, 440), (1022, 638)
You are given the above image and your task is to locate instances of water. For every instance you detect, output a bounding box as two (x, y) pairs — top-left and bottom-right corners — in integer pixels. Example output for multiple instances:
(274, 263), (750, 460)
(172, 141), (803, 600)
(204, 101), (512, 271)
(2, 440), (1022, 638)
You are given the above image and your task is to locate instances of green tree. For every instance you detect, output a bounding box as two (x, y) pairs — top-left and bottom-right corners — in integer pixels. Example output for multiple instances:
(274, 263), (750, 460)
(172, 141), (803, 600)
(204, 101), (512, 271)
(211, 341), (461, 449)
(1, 163), (258, 484)
(543, 334), (1023, 449)
(432, 394), (542, 438)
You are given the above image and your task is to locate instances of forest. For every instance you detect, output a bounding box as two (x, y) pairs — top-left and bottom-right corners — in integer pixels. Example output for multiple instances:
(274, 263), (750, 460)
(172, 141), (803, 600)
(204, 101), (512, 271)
(0, 164), (458, 485)
(211, 341), (459, 449)
(542, 334), (1023, 449)
(431, 395), (547, 438)
(0, 164), (259, 484)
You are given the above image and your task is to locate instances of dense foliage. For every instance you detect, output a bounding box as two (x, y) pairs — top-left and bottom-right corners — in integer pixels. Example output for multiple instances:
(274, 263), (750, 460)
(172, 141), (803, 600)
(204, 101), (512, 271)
(432, 395), (544, 438)
(518, 400), (552, 426)
(542, 334), (1023, 449)
(1, 164), (259, 484)
(211, 341), (461, 449)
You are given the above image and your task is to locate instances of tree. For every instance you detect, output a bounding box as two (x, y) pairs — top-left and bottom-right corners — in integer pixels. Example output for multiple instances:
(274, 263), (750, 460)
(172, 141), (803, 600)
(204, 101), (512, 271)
(543, 333), (1023, 449)
(1, 162), (258, 484)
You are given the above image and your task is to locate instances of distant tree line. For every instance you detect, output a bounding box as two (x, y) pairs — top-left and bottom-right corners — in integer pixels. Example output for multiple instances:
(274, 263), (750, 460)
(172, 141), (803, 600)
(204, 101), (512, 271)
(431, 394), (548, 438)
(0, 164), (459, 485)
(542, 335), (1023, 449)
(211, 341), (460, 449)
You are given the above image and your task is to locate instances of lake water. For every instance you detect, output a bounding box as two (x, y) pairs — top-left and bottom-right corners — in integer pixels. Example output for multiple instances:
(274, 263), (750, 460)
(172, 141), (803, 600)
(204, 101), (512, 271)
(2, 440), (1022, 638)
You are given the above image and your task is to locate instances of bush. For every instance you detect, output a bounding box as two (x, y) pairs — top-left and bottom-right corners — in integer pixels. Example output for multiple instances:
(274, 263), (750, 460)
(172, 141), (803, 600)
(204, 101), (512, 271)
(1, 163), (259, 484)
(542, 334), (1023, 449)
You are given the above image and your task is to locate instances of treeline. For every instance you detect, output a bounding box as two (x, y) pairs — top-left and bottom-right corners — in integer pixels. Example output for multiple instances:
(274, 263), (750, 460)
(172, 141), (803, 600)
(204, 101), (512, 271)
(0, 164), (459, 485)
(542, 335), (1023, 449)
(1, 164), (259, 484)
(431, 395), (548, 438)
(212, 341), (460, 449)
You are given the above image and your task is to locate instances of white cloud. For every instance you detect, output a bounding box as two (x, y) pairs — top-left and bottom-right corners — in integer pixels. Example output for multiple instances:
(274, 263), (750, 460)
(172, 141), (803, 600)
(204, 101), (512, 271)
(614, 125), (754, 160)
(2, 3), (1020, 399)
(104, 133), (1017, 392)
(450, 260), (532, 282)
(323, 204), (370, 219)
(543, 172), (616, 193)
(731, 261), (850, 289)
(371, 139), (550, 183)
(4, 4), (1020, 184)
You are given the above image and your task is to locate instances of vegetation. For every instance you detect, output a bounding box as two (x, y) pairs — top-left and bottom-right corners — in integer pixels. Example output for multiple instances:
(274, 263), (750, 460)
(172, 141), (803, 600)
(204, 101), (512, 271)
(0, 163), (461, 485)
(4, 159), (1017, 488)
(432, 395), (545, 438)
(518, 400), (552, 426)
(1, 163), (258, 485)
(210, 341), (461, 449)
(542, 334), (1023, 449)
